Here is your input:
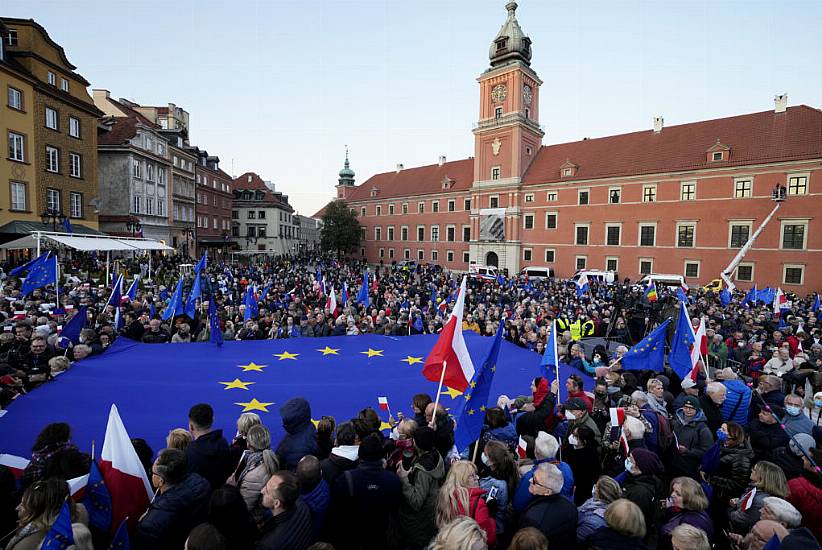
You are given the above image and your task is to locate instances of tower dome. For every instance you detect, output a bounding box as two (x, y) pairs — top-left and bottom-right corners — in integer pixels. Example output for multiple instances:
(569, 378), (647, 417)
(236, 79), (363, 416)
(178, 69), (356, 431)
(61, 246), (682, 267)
(337, 147), (355, 186)
(489, 2), (532, 67)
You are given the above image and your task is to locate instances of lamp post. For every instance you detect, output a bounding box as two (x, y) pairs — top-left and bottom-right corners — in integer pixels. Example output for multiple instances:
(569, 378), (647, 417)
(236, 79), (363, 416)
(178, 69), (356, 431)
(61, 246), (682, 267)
(41, 209), (66, 232)
(184, 227), (195, 258)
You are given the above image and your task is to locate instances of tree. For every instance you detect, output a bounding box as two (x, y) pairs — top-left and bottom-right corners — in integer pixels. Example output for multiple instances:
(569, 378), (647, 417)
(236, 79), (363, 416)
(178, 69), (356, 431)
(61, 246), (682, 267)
(320, 200), (361, 257)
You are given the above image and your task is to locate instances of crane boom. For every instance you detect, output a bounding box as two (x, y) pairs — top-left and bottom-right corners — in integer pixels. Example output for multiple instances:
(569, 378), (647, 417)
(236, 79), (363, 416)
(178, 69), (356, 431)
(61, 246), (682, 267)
(720, 201), (782, 292)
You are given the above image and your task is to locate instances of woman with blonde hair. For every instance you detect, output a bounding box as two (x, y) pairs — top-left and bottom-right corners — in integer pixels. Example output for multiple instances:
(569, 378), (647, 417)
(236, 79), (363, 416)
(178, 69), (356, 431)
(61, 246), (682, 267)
(227, 424), (279, 522)
(429, 516), (488, 550)
(232, 411), (262, 451)
(166, 428), (193, 450)
(577, 475), (623, 545)
(728, 460), (789, 534)
(5, 478), (88, 550)
(659, 477), (713, 549)
(670, 524), (710, 550)
(587, 498), (649, 550)
(435, 460), (496, 547)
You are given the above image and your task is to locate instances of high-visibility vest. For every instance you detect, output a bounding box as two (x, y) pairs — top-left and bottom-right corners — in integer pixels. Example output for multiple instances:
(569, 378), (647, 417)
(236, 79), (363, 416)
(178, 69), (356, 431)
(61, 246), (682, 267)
(570, 320), (582, 341)
(556, 318), (570, 332)
(581, 320), (595, 337)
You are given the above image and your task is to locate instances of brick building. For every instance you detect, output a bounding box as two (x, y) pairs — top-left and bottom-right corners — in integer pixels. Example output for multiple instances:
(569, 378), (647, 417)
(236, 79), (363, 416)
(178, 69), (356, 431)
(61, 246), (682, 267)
(194, 150), (234, 257)
(324, 2), (822, 293)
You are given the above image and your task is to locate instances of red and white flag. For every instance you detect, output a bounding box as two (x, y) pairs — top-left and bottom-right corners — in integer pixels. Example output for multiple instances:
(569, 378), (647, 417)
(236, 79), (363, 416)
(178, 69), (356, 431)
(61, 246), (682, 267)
(378, 396), (389, 411)
(0, 454), (30, 480)
(609, 408), (630, 455)
(99, 404), (152, 532)
(773, 288), (787, 316)
(740, 487), (757, 511)
(326, 286), (337, 316)
(691, 317), (707, 369)
(517, 436), (528, 459)
(422, 277), (476, 392)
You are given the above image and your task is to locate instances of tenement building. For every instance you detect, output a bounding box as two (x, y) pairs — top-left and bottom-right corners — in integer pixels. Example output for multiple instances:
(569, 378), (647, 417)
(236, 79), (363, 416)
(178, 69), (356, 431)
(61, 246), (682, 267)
(232, 172), (298, 256)
(321, 2), (822, 293)
(194, 149), (234, 258)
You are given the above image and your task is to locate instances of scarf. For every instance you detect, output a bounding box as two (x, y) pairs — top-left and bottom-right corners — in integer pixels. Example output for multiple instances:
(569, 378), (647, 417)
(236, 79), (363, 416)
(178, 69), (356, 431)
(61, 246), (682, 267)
(533, 377), (549, 407)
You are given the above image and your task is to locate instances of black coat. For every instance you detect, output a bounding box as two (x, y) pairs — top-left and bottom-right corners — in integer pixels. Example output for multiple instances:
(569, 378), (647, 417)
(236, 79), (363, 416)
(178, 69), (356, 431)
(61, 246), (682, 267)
(705, 444), (753, 505)
(518, 493), (578, 549)
(320, 452), (358, 485)
(698, 395), (724, 435)
(623, 473), (664, 536)
(134, 473), (211, 550)
(587, 527), (649, 550)
(257, 499), (313, 550)
(748, 389), (786, 420)
(748, 419), (790, 461)
(185, 430), (237, 489)
(275, 398), (320, 470)
(563, 445), (602, 506)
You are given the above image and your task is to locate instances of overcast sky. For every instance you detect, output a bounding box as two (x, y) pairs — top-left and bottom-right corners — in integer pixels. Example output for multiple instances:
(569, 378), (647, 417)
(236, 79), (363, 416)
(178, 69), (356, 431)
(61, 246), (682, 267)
(6, 0), (821, 216)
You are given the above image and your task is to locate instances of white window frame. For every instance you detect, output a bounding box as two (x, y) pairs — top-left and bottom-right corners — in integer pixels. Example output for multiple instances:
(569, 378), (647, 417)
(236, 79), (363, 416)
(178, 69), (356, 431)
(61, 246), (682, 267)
(379, 248), (385, 259)
(574, 223), (590, 246)
(10, 181), (26, 211)
(489, 195), (499, 208)
(400, 225), (409, 241)
(388, 248), (395, 259)
(45, 145), (59, 172)
(606, 256), (619, 272)
(417, 225), (425, 241)
(446, 224), (456, 242)
(545, 211), (558, 230)
(388, 203), (395, 215)
(780, 219), (809, 250)
(787, 173), (809, 196)
(684, 260), (700, 279)
(712, 151), (723, 161)
(680, 180), (696, 201)
(575, 255), (587, 270)
(734, 177), (753, 198)
(447, 250), (454, 263)
(47, 71), (56, 85)
(46, 188), (60, 211)
(45, 107), (58, 130)
(728, 220), (753, 248)
(404, 248), (410, 260)
(431, 249), (438, 262)
(524, 193), (534, 203)
(523, 248), (532, 261)
(462, 225), (471, 242)
(132, 159), (142, 179)
(463, 251), (470, 263)
(417, 249), (424, 261)
(360, 207), (366, 217)
(374, 226), (382, 241)
(783, 264), (805, 286)
(608, 186), (622, 204)
(735, 262), (755, 282)
(418, 202), (425, 214)
(639, 258), (654, 275)
(7, 87), (22, 110)
(69, 152), (81, 178)
(431, 225), (440, 242)
(638, 222), (657, 247)
(447, 199), (455, 212)
(676, 221), (696, 248)
(546, 192), (558, 202)
(432, 200), (440, 213)
(642, 184), (657, 203)
(491, 166), (501, 180)
(70, 192), (82, 218)
(69, 116), (80, 138)
(402, 202), (409, 214)
(376, 205), (382, 216)
(60, 78), (69, 92)
(523, 213), (534, 230)
(544, 248), (556, 263)
(8, 132), (25, 161)
(578, 188), (590, 205)
(605, 222), (622, 246)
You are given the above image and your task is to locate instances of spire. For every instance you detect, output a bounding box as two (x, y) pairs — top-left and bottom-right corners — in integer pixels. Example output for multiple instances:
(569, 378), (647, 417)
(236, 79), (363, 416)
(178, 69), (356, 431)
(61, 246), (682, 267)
(337, 146), (355, 187)
(489, 1), (532, 67)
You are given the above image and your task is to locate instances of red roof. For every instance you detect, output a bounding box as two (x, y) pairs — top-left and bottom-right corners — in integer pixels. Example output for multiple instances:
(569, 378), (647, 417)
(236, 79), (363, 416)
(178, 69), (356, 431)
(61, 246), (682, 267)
(523, 105), (822, 185)
(97, 117), (137, 145)
(233, 172), (293, 211)
(345, 158), (474, 202)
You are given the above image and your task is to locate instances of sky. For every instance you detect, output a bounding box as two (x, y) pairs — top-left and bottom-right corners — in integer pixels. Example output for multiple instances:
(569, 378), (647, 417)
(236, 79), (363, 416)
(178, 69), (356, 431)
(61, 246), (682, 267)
(6, 0), (822, 216)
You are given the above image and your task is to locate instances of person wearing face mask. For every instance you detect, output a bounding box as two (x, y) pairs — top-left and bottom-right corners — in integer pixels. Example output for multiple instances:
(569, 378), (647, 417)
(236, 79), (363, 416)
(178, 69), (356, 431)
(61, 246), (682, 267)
(782, 394), (814, 437)
(806, 391), (822, 426)
(563, 397), (601, 439)
(622, 448), (665, 545)
(591, 381), (611, 435)
(478, 440), (518, 541)
(563, 425), (601, 506)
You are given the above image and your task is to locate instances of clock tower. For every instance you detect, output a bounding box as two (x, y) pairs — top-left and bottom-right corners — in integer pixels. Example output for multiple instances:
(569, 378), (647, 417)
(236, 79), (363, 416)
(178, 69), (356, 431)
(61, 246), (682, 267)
(470, 1), (543, 273)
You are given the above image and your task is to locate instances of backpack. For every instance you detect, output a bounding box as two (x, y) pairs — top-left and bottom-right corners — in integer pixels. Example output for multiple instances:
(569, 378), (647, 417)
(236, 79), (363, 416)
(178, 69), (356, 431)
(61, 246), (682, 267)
(655, 413), (674, 451)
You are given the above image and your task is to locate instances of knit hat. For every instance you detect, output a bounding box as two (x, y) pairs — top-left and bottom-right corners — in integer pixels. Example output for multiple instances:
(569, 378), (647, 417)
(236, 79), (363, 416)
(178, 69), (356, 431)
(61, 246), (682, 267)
(565, 397), (587, 411)
(681, 378), (697, 390)
(413, 426), (436, 452)
(630, 448), (664, 476)
(683, 396), (701, 412)
(358, 433), (384, 461)
(789, 433), (817, 457)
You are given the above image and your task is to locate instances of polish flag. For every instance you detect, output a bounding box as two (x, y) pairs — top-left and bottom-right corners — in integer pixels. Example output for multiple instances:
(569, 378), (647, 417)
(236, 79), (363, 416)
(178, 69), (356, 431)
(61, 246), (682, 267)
(422, 277), (476, 392)
(378, 396), (389, 411)
(0, 454), (30, 480)
(740, 487), (757, 511)
(773, 288), (788, 316)
(99, 404), (152, 533)
(326, 286), (337, 316)
(517, 436), (528, 459)
(691, 317), (707, 368)
(609, 408), (630, 455)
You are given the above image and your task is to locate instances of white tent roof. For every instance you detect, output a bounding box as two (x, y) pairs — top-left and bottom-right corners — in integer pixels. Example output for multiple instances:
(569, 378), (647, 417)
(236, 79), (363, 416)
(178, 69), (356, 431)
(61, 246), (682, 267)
(0, 233), (173, 251)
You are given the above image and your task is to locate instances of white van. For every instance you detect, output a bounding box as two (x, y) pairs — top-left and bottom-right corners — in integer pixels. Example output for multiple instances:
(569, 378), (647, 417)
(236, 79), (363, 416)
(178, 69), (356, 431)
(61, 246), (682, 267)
(520, 266), (555, 281)
(468, 264), (499, 281)
(638, 273), (686, 288)
(572, 270), (617, 284)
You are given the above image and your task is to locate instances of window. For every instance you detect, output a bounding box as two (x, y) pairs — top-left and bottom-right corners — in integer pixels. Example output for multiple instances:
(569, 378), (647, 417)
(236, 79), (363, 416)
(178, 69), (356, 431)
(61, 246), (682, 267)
(684, 261), (700, 278)
(360, 207), (366, 217)
(464, 198), (471, 210)
(447, 251), (454, 262)
(68, 117), (80, 138)
(729, 223), (751, 248)
(8, 87), (22, 110)
(576, 256), (587, 270)
(639, 259), (653, 275)
(5, 29), (18, 46)
(379, 248), (385, 258)
(578, 190), (589, 205)
(387, 226), (395, 241)
(783, 265), (804, 285)
(247, 211), (256, 219)
(431, 250), (438, 262)
(563, 168), (572, 177)
(677, 224), (695, 247)
(734, 179), (752, 198)
(60, 78), (69, 92)
(69, 153), (81, 178)
(417, 249), (424, 261)
(69, 191), (83, 218)
(418, 202), (424, 214)
(404, 249), (410, 260)
(402, 203), (409, 214)
(463, 251), (470, 263)
(388, 248), (395, 259)
(736, 264), (754, 282)
(46, 188), (60, 211)
(491, 167), (501, 180)
(446, 226), (455, 241)
(606, 224), (621, 246)
(46, 146), (59, 172)
(642, 185), (657, 202)
(258, 210), (265, 219)
(431, 226), (439, 242)
(447, 200), (455, 212)
(575, 224), (589, 245)
(606, 257), (618, 272)
(401, 227), (408, 241)
(680, 181), (696, 201)
(10, 181), (26, 211)
(489, 196), (498, 208)
(158, 167), (166, 184)
(432, 201), (439, 213)
(523, 248), (532, 261)
(781, 221), (807, 250)
(788, 175), (808, 196)
(524, 193), (534, 203)
(639, 224), (656, 246)
(133, 160), (142, 179)
(389, 204), (395, 215)
(494, 106), (503, 119)
(375, 227), (382, 241)
(376, 205), (382, 216)
(609, 188), (621, 204)
(232, 210), (239, 219)
(524, 214), (534, 229)
(158, 199), (165, 217)
(463, 226), (470, 242)
(546, 212), (557, 229)
(47, 72), (56, 86)
(417, 226), (425, 241)
(712, 152), (723, 161)
(545, 249), (555, 263)
(8, 132), (25, 161)
(547, 192), (557, 202)
(145, 198), (154, 215)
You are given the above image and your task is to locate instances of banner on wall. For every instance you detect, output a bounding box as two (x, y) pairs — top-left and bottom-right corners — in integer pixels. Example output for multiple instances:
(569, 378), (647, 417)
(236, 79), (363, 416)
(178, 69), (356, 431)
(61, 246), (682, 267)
(479, 208), (506, 241)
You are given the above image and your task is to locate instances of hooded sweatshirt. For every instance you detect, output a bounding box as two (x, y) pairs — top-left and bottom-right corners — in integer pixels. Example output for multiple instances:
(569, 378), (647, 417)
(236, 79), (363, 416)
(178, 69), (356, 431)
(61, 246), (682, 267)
(276, 397), (319, 470)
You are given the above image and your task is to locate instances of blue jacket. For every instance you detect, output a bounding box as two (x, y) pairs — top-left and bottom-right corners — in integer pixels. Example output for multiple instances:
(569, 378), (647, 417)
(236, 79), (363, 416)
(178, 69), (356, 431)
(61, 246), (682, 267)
(276, 397), (319, 470)
(479, 476), (509, 535)
(722, 379), (752, 425)
(300, 478), (330, 539)
(512, 458), (574, 513)
(134, 473), (211, 550)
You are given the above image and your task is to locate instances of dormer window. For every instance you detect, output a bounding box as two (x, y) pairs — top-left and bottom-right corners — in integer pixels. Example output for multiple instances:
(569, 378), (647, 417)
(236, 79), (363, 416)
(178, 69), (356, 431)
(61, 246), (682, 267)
(712, 152), (723, 161)
(441, 176), (455, 190)
(563, 169), (572, 176)
(706, 139), (730, 162)
(496, 38), (508, 51)
(370, 187), (379, 198)
(559, 159), (578, 178)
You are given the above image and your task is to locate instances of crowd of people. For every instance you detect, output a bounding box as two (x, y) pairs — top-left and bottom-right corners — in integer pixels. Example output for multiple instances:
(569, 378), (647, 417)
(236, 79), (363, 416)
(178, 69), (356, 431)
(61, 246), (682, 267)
(1, 253), (822, 549)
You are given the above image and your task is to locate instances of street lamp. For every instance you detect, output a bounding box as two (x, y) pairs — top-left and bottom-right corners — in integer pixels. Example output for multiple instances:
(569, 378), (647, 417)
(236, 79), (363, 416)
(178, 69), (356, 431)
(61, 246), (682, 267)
(125, 219), (142, 237)
(41, 209), (66, 232)
(184, 228), (195, 258)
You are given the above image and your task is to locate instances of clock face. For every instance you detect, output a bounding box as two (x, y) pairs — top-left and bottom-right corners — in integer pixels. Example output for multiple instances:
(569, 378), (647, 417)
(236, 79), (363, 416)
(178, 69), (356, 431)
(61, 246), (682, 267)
(491, 84), (507, 103)
(523, 85), (533, 105)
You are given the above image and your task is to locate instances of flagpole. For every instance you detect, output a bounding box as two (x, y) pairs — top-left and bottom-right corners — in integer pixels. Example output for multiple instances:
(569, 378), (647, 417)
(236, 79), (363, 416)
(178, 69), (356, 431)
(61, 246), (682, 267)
(552, 320), (560, 399)
(54, 255), (59, 310)
(431, 360), (447, 428)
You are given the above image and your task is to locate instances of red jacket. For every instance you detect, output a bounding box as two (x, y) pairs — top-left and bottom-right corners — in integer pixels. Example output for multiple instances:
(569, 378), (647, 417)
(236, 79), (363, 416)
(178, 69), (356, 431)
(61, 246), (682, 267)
(568, 390), (594, 413)
(787, 476), (822, 541)
(455, 487), (497, 547)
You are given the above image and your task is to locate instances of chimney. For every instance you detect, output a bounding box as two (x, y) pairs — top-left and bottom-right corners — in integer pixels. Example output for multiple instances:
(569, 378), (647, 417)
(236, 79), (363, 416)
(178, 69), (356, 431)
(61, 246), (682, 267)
(396, 163), (404, 172)
(438, 155), (446, 166)
(774, 93), (788, 113)
(653, 116), (664, 133)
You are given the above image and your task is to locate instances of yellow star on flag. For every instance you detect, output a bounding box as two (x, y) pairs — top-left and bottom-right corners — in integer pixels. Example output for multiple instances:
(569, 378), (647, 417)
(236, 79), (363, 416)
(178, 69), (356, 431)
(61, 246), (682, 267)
(480, 405), (487, 412)
(469, 381), (477, 388)
(274, 351), (299, 360)
(467, 409), (475, 415)
(379, 421), (392, 431)
(441, 387), (463, 399)
(316, 346), (340, 356)
(234, 398), (274, 412)
(311, 418), (320, 428)
(360, 348), (384, 358)
(238, 362), (267, 372)
(219, 379), (255, 390)
(401, 355), (423, 365)
(464, 393), (472, 401)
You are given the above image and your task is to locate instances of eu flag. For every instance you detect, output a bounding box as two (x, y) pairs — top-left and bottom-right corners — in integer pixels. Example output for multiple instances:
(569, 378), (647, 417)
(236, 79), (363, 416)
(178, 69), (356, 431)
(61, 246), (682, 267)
(82, 460), (112, 531)
(540, 320), (569, 403)
(720, 288), (732, 307)
(669, 302), (696, 380)
(109, 518), (129, 550)
(340, 283), (348, 306)
(62, 217), (74, 234)
(744, 285), (757, 306)
(106, 274), (123, 308)
(208, 298), (223, 347)
(185, 273), (202, 319)
(159, 288), (169, 303)
(21, 254), (57, 296)
(61, 306), (87, 345)
(676, 286), (688, 303)
(356, 271), (369, 307)
(194, 252), (207, 274)
(9, 251), (49, 277)
(149, 302), (157, 319)
(41, 501), (74, 550)
(621, 318), (671, 371)
(453, 322), (504, 452)
(814, 294), (820, 312)
(125, 277), (139, 301)
(162, 276), (184, 321)
(243, 285), (258, 322)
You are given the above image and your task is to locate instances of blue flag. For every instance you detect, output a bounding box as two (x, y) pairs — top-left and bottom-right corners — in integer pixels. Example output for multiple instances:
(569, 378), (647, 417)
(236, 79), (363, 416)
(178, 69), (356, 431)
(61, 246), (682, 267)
(413, 315), (424, 332)
(341, 283), (348, 306)
(744, 285), (757, 306)
(669, 302), (696, 380)
(62, 217), (73, 234)
(496, 273), (505, 285)
(814, 294), (820, 312)
(356, 271), (370, 307)
(41, 501), (74, 550)
(540, 320), (569, 404)
(575, 274), (590, 298)
(82, 460), (112, 531)
(162, 276), (185, 321)
(453, 322), (505, 452)
(701, 440), (722, 474)
(109, 518), (130, 550)
(676, 286), (688, 303)
(21, 254), (57, 296)
(621, 318), (671, 371)
(159, 288), (169, 302)
(259, 283), (271, 304)
(125, 276), (139, 301)
(208, 298), (223, 347)
(194, 252), (207, 274)
(106, 274), (123, 308)
(185, 273), (202, 319)
(243, 285), (258, 322)
(61, 306), (87, 345)
(429, 285), (438, 307)
(762, 534), (781, 550)
(719, 288), (732, 307)
(149, 302), (157, 319)
(9, 252), (49, 277)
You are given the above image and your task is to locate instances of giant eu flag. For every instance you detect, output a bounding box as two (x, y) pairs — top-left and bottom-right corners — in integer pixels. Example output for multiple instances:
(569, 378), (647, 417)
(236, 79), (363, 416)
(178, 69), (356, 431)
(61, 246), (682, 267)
(621, 318), (671, 371)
